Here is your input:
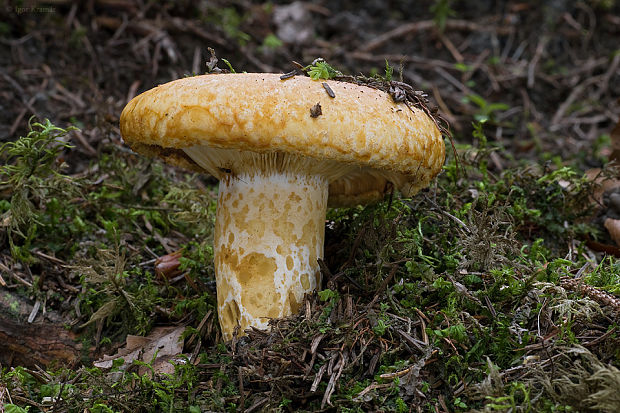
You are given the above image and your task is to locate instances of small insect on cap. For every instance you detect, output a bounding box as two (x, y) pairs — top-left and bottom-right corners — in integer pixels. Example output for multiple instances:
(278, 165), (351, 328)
(120, 73), (445, 340)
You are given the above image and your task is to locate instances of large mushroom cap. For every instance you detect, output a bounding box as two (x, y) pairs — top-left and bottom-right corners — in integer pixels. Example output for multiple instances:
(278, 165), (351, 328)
(120, 73), (445, 206)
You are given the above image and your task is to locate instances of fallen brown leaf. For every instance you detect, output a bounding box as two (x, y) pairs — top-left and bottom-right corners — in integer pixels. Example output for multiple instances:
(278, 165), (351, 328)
(585, 168), (620, 205)
(94, 325), (187, 375)
(154, 250), (183, 280)
(604, 218), (620, 247)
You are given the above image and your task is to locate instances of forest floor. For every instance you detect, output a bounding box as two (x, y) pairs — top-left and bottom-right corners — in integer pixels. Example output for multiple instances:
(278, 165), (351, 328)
(1, 1), (620, 412)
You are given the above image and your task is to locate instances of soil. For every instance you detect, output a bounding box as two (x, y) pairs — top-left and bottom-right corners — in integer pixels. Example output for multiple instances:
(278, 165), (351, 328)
(2, 0), (618, 160)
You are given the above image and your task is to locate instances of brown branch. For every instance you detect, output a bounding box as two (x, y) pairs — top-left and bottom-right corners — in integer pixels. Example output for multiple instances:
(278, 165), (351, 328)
(561, 276), (620, 313)
(358, 19), (513, 53)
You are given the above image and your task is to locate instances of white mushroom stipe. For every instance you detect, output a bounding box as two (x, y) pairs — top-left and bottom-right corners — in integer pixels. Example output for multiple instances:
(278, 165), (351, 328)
(213, 172), (327, 340)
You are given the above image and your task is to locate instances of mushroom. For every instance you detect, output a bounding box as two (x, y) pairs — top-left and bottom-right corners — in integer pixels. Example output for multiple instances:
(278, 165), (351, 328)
(120, 73), (445, 340)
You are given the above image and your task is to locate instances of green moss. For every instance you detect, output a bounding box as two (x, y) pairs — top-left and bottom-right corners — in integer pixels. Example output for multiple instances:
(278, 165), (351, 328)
(0, 77), (616, 413)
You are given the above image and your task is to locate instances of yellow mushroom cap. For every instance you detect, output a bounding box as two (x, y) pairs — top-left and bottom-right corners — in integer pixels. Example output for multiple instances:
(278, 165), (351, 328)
(120, 73), (445, 206)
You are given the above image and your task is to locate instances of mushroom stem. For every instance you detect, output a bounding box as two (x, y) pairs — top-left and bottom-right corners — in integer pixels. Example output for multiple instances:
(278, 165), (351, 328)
(214, 172), (328, 340)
